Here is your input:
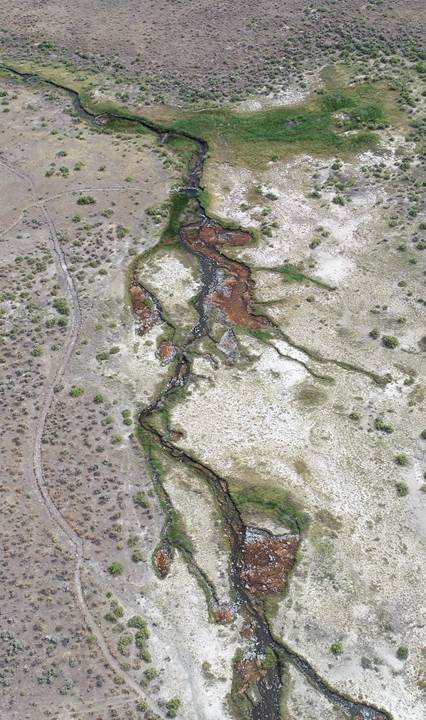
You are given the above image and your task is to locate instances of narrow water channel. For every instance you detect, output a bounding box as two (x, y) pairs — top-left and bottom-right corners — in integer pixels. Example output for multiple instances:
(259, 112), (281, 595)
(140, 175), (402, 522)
(0, 62), (391, 720)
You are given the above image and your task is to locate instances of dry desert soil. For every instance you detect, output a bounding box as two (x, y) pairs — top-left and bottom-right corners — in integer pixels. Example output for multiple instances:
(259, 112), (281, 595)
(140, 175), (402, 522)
(0, 3), (425, 720)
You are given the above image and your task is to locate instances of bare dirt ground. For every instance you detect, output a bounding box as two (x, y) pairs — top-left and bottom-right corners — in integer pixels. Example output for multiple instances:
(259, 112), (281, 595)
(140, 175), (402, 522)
(0, 3), (425, 720)
(0, 0), (425, 104)
(0, 79), (200, 720)
(184, 100), (426, 719)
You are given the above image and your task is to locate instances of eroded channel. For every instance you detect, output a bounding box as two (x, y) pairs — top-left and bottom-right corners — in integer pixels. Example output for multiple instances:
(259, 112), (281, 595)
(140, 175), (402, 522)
(0, 62), (392, 720)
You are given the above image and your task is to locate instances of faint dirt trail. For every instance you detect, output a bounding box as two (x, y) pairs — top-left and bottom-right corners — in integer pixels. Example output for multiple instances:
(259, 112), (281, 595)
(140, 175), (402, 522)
(0, 184), (158, 240)
(0, 157), (146, 703)
(0, 65), (392, 718)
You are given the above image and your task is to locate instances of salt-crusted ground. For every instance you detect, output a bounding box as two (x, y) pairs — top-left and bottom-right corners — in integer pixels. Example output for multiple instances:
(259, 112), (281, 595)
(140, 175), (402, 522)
(1, 57), (425, 720)
(163, 136), (426, 717)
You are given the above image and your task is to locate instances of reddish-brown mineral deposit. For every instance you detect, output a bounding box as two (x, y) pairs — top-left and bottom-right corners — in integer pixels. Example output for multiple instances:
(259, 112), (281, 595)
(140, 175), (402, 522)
(239, 528), (299, 595)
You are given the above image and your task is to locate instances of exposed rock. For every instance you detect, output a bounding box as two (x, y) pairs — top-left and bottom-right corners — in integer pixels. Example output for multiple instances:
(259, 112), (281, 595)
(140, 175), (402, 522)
(217, 328), (240, 362)
(181, 220), (268, 329)
(233, 658), (268, 693)
(153, 544), (172, 578)
(157, 339), (176, 364)
(213, 604), (235, 624)
(239, 527), (299, 595)
(129, 273), (160, 335)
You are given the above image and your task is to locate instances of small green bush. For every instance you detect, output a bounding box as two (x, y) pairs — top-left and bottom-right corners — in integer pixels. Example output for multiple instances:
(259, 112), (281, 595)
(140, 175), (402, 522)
(105, 600), (124, 622)
(395, 482), (409, 497)
(382, 335), (399, 349)
(117, 633), (132, 656)
(374, 417), (394, 434)
(127, 615), (147, 630)
(143, 667), (158, 682)
(394, 453), (408, 466)
(131, 549), (145, 563)
(166, 697), (181, 718)
(116, 225), (129, 239)
(134, 625), (151, 662)
(263, 646), (277, 670)
(396, 645), (408, 660)
(94, 393), (104, 403)
(134, 626), (149, 644)
(108, 561), (123, 576)
(330, 640), (343, 656)
(53, 297), (69, 315)
(70, 385), (84, 398)
(77, 195), (96, 205)
(133, 491), (150, 509)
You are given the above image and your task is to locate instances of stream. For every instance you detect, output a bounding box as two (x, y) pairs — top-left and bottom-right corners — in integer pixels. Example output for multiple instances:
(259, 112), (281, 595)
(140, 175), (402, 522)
(0, 62), (392, 720)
